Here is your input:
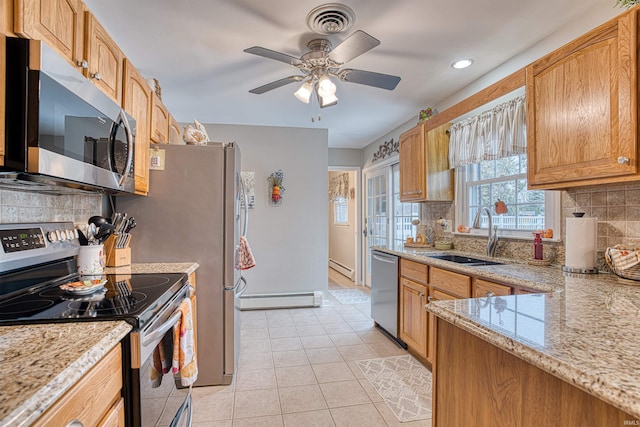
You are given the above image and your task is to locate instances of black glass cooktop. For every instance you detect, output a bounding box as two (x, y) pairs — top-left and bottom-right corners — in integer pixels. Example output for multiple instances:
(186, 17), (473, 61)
(0, 271), (187, 329)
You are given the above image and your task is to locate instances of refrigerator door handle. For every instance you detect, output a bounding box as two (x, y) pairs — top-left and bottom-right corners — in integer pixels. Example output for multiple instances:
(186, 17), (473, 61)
(236, 276), (248, 297)
(240, 178), (249, 237)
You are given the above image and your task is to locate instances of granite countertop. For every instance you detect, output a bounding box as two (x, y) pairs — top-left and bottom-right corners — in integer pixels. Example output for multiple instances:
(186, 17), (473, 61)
(377, 245), (640, 418)
(104, 262), (199, 276)
(0, 321), (132, 427)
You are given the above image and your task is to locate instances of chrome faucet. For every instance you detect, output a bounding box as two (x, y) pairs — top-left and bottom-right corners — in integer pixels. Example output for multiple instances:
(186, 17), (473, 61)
(472, 207), (499, 257)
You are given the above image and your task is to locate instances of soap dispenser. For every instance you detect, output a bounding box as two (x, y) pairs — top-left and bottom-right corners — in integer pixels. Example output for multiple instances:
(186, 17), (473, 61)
(533, 232), (543, 260)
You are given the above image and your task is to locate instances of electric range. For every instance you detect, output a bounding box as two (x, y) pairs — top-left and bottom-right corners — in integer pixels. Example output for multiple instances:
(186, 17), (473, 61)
(0, 222), (192, 426)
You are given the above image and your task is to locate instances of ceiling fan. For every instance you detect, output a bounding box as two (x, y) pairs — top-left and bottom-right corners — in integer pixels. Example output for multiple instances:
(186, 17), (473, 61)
(244, 30), (401, 108)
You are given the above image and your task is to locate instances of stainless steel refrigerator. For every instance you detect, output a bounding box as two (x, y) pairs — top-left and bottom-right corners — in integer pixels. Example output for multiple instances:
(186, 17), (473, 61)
(117, 142), (247, 386)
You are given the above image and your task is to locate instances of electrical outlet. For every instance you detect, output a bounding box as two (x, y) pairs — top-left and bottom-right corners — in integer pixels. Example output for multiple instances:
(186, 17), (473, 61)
(444, 220), (453, 233)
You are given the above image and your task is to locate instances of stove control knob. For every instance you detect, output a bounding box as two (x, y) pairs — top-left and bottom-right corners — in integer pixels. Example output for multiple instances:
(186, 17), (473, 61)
(56, 230), (65, 241)
(66, 229), (74, 240)
(47, 231), (58, 242)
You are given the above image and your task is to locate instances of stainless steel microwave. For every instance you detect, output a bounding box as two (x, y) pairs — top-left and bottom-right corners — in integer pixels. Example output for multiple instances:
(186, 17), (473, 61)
(3, 37), (135, 194)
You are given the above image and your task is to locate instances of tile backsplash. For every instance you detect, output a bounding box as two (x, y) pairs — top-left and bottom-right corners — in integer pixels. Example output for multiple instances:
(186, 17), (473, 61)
(0, 189), (104, 229)
(423, 182), (640, 270)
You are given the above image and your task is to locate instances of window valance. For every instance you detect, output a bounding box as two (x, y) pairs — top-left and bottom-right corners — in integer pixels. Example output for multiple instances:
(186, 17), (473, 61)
(448, 95), (526, 169)
(329, 172), (349, 200)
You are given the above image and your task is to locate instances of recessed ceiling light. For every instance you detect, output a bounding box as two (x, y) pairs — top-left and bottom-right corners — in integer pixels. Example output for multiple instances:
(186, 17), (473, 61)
(451, 59), (474, 69)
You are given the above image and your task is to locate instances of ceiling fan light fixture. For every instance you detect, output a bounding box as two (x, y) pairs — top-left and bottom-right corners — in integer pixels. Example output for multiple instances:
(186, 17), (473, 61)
(320, 93), (338, 108)
(294, 81), (314, 103)
(451, 58), (474, 69)
(317, 74), (337, 97)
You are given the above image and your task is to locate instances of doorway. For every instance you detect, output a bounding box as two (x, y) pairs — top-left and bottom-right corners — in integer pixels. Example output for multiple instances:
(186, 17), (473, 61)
(328, 167), (361, 285)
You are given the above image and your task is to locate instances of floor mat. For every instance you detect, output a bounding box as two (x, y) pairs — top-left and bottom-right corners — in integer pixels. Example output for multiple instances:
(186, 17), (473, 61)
(355, 354), (432, 422)
(328, 289), (370, 305)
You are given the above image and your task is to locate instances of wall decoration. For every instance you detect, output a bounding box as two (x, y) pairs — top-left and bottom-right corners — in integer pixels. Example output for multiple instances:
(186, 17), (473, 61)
(241, 172), (255, 209)
(329, 173), (349, 200)
(372, 138), (399, 163)
(418, 107), (434, 123)
(267, 169), (285, 206)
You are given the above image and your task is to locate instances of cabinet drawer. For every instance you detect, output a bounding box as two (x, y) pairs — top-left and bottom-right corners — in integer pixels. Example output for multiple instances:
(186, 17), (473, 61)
(34, 344), (122, 427)
(98, 397), (125, 427)
(400, 259), (428, 284)
(430, 267), (471, 298)
(474, 279), (511, 298)
(516, 287), (538, 295)
(431, 288), (458, 301)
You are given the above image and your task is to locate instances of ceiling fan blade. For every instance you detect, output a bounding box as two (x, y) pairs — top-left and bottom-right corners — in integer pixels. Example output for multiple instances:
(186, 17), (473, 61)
(328, 30), (380, 65)
(249, 75), (304, 94)
(339, 69), (401, 90)
(244, 46), (303, 66)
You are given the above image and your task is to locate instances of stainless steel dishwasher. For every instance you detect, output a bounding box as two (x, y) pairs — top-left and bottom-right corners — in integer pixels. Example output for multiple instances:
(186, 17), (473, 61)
(371, 250), (400, 340)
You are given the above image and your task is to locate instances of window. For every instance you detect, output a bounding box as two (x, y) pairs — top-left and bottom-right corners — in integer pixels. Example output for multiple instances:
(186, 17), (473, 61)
(392, 163), (420, 247)
(456, 154), (560, 239)
(333, 197), (348, 225)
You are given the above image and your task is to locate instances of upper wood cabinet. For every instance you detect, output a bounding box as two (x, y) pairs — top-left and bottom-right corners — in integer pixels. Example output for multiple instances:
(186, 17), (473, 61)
(526, 8), (638, 189)
(84, 12), (123, 104)
(14, 0), (85, 70)
(122, 59), (151, 195)
(150, 93), (169, 143)
(399, 122), (453, 202)
(168, 114), (182, 145)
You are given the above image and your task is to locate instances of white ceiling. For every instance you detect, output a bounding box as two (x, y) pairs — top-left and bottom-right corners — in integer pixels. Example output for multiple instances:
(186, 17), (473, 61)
(84, 0), (619, 149)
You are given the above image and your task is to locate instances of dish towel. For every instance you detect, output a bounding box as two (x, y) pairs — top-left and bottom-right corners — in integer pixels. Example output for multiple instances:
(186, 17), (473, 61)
(172, 298), (198, 386)
(150, 333), (172, 388)
(235, 236), (256, 270)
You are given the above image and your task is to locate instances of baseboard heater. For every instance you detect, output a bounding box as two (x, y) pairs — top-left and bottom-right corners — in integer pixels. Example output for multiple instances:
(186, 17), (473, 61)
(329, 258), (355, 281)
(238, 291), (324, 310)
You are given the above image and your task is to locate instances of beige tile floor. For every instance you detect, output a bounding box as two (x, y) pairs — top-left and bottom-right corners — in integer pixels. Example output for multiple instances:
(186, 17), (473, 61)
(153, 270), (432, 426)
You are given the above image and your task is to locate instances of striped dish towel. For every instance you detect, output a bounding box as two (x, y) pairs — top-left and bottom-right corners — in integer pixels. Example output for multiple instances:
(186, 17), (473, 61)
(608, 246), (640, 271)
(172, 298), (198, 386)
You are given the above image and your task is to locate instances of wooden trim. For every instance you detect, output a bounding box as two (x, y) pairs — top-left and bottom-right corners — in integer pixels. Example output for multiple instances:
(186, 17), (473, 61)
(426, 68), (526, 130)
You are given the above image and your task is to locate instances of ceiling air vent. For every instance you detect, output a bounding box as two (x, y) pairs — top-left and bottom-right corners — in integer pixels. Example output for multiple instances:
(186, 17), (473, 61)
(306, 3), (355, 35)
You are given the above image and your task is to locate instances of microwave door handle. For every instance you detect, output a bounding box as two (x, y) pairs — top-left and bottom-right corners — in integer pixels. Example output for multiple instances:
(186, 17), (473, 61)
(118, 110), (134, 188)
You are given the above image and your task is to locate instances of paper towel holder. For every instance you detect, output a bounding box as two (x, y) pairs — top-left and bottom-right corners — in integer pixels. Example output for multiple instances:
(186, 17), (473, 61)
(561, 265), (598, 274)
(562, 212), (598, 274)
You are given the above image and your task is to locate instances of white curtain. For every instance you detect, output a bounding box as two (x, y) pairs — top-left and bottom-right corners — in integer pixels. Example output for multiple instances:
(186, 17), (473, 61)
(448, 95), (526, 169)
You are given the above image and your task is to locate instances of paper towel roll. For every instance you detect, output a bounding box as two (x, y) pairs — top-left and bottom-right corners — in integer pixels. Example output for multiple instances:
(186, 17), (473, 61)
(565, 217), (598, 270)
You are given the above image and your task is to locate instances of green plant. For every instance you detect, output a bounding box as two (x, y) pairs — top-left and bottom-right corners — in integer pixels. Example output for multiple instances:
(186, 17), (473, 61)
(615, 0), (640, 8)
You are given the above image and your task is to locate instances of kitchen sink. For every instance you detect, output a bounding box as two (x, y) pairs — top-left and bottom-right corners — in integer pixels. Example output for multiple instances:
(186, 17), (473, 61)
(427, 254), (503, 266)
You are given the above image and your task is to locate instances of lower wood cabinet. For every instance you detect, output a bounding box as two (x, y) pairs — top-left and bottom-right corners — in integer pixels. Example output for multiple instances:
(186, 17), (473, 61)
(399, 277), (428, 360)
(473, 278), (511, 298)
(34, 344), (124, 427)
(434, 319), (633, 426)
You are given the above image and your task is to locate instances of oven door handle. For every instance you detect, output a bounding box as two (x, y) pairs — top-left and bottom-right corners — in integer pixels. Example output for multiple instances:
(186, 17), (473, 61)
(142, 309), (182, 347)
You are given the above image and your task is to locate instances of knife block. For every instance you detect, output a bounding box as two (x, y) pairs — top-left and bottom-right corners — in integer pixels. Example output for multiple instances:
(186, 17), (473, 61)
(103, 234), (131, 267)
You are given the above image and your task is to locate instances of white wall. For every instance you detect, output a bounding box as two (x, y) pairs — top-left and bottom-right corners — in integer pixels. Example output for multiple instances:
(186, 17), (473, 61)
(328, 170), (356, 277)
(203, 123), (328, 296)
(328, 148), (362, 168)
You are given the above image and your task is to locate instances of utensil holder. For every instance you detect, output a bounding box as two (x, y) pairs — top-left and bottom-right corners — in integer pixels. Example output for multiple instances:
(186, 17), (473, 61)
(104, 234), (131, 267)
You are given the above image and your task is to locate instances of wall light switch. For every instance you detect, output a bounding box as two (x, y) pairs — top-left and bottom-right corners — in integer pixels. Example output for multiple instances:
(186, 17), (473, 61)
(444, 220), (453, 233)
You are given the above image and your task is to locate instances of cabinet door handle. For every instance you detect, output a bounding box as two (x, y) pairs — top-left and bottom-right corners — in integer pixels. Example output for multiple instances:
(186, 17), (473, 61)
(418, 292), (425, 298)
(618, 156), (630, 164)
(66, 419), (83, 427)
(76, 60), (88, 69)
(485, 291), (496, 298)
(91, 72), (101, 81)
(427, 295), (433, 302)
